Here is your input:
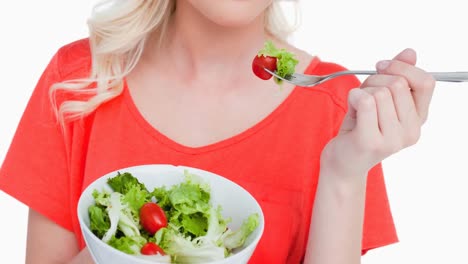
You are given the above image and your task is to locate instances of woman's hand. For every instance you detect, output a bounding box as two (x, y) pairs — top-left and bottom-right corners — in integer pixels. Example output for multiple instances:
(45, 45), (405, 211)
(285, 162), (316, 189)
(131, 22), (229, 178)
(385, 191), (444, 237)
(304, 49), (435, 264)
(321, 48), (436, 178)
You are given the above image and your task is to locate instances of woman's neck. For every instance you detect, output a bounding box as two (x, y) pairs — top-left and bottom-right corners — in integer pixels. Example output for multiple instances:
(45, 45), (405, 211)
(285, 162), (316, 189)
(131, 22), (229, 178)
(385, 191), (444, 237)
(144, 2), (275, 87)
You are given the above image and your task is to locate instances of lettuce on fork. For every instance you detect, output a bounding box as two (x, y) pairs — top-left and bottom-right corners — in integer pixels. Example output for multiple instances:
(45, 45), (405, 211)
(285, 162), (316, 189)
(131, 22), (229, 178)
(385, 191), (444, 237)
(258, 40), (299, 84)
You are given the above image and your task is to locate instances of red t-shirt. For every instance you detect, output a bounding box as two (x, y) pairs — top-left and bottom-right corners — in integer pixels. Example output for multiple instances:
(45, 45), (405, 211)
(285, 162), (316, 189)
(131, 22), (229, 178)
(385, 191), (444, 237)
(0, 39), (398, 263)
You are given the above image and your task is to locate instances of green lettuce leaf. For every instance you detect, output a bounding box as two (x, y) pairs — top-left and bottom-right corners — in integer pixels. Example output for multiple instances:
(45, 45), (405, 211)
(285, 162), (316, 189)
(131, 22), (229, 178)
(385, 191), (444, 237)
(108, 235), (146, 255)
(157, 228), (226, 262)
(88, 205), (110, 238)
(258, 40), (299, 84)
(151, 171), (213, 238)
(107, 172), (147, 194)
(93, 189), (111, 207)
(222, 213), (259, 250)
(152, 186), (171, 210)
(98, 192), (141, 243)
(169, 181), (211, 215)
(180, 212), (208, 237)
(122, 184), (151, 219)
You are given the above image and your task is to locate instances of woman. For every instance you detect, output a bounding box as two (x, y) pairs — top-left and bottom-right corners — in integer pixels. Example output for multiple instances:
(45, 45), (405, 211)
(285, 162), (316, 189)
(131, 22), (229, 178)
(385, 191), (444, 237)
(0, 0), (435, 263)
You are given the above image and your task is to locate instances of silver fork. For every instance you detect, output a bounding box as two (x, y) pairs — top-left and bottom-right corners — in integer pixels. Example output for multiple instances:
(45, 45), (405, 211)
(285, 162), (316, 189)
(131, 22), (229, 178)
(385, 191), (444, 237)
(263, 68), (468, 87)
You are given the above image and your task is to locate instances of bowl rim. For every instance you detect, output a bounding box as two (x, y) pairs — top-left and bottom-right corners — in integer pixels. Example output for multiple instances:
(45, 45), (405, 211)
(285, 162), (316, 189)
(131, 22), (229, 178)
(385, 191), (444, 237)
(77, 164), (265, 264)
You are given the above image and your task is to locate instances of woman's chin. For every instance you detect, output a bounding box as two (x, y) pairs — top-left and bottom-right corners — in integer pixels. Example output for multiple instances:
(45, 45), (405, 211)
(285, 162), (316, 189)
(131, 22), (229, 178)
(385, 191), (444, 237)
(184, 0), (270, 29)
(211, 15), (260, 29)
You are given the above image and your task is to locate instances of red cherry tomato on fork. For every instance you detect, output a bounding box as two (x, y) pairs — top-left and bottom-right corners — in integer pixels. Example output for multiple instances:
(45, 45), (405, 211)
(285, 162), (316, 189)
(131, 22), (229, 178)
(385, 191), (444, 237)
(140, 242), (166, 255)
(252, 55), (277, 80)
(139, 202), (167, 235)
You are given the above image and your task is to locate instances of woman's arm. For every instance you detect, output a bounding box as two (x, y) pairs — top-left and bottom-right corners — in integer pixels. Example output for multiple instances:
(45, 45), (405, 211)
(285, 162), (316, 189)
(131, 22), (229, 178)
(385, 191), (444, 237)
(26, 209), (94, 264)
(303, 166), (368, 264)
(303, 48), (435, 264)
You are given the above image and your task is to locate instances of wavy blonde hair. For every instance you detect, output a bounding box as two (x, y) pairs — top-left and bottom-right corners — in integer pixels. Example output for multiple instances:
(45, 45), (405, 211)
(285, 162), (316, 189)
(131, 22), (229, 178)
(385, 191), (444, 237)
(50, 0), (299, 123)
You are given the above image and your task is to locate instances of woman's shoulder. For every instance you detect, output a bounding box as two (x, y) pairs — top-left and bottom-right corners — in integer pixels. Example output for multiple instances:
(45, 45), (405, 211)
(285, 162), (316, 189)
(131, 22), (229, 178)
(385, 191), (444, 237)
(54, 38), (92, 80)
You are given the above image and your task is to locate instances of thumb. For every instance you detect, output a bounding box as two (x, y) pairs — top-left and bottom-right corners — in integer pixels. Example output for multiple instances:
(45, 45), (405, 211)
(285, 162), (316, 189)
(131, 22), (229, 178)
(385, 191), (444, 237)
(339, 88), (378, 136)
(393, 48), (417, 65)
(338, 88), (369, 134)
(338, 91), (357, 134)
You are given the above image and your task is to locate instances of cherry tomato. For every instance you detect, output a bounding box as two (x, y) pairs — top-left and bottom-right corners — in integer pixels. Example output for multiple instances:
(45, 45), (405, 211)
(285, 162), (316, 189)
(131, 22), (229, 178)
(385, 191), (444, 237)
(139, 202), (167, 235)
(252, 55), (277, 80)
(140, 242), (166, 255)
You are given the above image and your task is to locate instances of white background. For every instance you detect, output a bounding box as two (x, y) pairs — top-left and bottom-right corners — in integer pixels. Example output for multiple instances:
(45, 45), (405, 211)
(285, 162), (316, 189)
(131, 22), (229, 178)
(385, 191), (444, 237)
(1, 0), (467, 263)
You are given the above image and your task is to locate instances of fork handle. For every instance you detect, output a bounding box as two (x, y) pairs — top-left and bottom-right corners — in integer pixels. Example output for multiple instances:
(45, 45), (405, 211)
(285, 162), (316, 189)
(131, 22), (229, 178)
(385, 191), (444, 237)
(346, 71), (468, 82)
(429, 72), (468, 82)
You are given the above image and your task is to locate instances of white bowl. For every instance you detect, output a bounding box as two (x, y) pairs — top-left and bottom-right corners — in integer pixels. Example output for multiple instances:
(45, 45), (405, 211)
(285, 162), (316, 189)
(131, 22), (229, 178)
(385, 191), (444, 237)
(77, 164), (264, 264)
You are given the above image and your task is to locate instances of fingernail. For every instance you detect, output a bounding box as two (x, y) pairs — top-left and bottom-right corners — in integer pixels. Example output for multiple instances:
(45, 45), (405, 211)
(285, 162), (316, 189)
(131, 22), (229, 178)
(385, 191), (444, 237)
(377, 60), (390, 70)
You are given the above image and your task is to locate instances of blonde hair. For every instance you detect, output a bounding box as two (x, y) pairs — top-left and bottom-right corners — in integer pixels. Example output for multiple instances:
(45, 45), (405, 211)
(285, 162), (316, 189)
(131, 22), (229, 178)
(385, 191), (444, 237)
(50, 0), (299, 123)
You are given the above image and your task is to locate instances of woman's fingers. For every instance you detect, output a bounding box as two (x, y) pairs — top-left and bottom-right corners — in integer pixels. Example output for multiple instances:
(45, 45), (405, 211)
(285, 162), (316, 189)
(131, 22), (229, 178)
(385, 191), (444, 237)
(347, 88), (379, 138)
(330, 48), (434, 172)
(375, 57), (436, 122)
(361, 74), (419, 126)
(361, 87), (400, 137)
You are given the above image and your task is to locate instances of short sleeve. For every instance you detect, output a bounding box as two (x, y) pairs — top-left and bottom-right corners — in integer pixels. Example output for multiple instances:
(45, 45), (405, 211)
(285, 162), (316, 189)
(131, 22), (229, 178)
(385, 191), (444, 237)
(0, 52), (73, 231)
(362, 163), (398, 254)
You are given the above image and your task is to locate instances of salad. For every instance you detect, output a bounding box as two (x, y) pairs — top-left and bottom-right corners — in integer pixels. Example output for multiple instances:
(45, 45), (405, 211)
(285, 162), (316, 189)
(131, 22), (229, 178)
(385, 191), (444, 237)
(252, 40), (299, 84)
(88, 170), (259, 263)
